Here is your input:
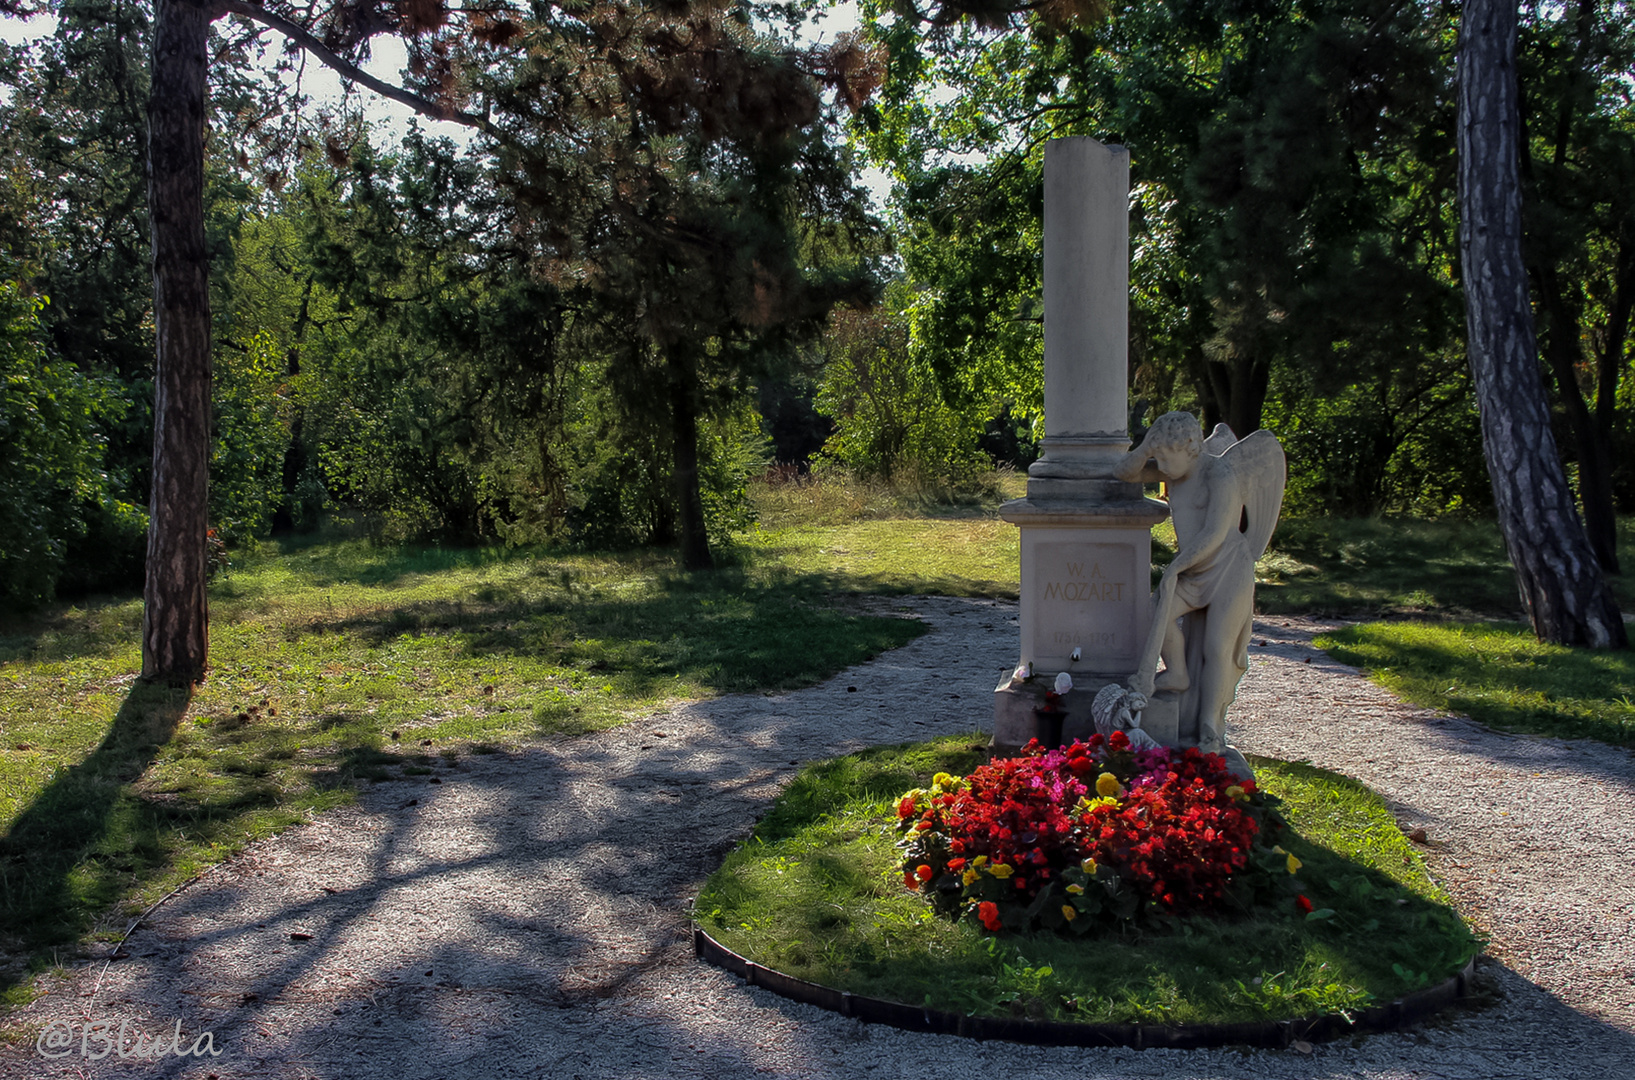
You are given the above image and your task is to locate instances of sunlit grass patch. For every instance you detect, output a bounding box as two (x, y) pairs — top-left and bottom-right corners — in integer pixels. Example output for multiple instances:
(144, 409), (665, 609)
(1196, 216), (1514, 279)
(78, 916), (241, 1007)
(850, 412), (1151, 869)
(696, 738), (1477, 1025)
(1317, 621), (1635, 746)
(740, 519), (1019, 599)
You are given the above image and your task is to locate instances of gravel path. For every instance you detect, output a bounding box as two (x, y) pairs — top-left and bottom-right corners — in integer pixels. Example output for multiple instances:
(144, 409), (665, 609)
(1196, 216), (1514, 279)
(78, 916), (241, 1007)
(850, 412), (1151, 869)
(5, 596), (1634, 1079)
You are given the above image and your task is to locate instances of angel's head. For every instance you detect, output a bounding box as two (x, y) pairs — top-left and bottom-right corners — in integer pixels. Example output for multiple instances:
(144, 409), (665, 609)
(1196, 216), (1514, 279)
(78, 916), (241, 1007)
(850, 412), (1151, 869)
(1140, 411), (1203, 479)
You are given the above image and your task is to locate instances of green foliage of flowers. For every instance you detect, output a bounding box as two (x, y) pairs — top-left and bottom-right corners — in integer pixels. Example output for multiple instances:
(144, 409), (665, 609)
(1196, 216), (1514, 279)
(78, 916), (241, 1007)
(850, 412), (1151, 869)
(1317, 620), (1635, 747)
(696, 738), (1479, 1025)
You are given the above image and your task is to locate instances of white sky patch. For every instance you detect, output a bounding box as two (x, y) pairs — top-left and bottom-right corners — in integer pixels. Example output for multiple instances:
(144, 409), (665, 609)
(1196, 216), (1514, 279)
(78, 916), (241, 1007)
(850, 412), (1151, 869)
(0, 12), (55, 46)
(0, 2), (892, 206)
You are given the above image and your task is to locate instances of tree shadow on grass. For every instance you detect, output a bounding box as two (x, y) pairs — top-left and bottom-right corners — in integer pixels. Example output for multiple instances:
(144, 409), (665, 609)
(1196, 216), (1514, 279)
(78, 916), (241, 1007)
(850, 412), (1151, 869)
(0, 681), (193, 973)
(309, 574), (929, 703)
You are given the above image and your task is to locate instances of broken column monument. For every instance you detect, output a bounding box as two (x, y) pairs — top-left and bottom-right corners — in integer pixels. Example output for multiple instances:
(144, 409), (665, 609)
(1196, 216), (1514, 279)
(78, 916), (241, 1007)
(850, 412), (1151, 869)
(992, 137), (1284, 778)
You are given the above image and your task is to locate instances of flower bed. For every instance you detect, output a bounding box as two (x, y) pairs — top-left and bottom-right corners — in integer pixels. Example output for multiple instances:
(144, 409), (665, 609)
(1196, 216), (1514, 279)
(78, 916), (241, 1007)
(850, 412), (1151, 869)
(896, 733), (1308, 934)
(693, 737), (1480, 1026)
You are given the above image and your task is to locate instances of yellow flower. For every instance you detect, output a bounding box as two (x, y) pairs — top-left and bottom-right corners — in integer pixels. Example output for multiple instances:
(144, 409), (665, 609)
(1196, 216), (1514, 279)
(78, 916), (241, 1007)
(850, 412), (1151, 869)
(1286, 852), (1302, 875)
(989, 863), (1015, 879)
(1226, 785), (1245, 800)
(973, 855), (989, 868)
(1096, 773), (1121, 798)
(1080, 857), (1098, 876)
(1061, 904), (1077, 921)
(962, 868), (979, 886)
(1066, 883), (1084, 895)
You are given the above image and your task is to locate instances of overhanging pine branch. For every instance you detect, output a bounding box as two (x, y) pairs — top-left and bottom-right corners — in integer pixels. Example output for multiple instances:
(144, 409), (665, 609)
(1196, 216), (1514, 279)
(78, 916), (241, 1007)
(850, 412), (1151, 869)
(218, 0), (497, 137)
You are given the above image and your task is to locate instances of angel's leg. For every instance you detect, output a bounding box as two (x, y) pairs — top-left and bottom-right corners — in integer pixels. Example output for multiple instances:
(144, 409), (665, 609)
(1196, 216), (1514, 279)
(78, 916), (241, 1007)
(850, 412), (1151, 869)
(1152, 612), (1191, 691)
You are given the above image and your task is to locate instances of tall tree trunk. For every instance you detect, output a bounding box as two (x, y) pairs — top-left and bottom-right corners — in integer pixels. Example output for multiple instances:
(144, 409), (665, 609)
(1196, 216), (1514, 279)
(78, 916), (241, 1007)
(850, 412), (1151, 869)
(1457, 0), (1625, 647)
(669, 355), (713, 571)
(142, 0), (213, 683)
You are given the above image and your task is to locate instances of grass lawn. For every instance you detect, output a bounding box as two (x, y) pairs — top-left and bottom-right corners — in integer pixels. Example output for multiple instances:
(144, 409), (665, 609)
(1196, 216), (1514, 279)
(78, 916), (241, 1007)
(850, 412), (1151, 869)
(1252, 516), (1635, 617)
(1316, 621), (1635, 746)
(696, 737), (1478, 1025)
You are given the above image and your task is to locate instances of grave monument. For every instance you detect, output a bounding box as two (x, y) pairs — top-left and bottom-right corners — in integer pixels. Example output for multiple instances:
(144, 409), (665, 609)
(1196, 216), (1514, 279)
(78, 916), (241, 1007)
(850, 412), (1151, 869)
(993, 137), (1283, 777)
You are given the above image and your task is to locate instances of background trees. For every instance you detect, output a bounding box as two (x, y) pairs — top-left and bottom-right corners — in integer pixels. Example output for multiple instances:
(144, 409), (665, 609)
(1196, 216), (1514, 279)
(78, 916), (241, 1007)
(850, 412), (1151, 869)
(5, 0), (1635, 646)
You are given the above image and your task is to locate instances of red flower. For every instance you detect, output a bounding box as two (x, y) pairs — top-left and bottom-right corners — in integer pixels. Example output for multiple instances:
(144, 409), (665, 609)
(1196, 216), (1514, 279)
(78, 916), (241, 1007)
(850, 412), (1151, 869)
(977, 901), (1002, 932)
(897, 796), (916, 818)
(947, 857), (967, 871)
(1296, 894), (1314, 915)
(916, 864), (934, 882)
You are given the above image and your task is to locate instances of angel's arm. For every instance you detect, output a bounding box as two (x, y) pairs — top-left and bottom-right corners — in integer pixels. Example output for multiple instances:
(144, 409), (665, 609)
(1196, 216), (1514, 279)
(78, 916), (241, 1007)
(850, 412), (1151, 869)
(1113, 446), (1164, 484)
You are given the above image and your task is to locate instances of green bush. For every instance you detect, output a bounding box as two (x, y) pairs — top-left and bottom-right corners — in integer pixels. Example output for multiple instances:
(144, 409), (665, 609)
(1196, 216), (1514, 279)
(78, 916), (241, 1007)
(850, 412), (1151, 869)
(0, 280), (123, 607)
(212, 328), (294, 541)
(816, 306), (988, 491)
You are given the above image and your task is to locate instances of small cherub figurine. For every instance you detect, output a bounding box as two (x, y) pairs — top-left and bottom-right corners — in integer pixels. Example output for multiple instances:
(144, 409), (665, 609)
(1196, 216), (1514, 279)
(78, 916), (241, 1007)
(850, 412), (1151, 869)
(1090, 683), (1160, 750)
(1113, 412), (1285, 753)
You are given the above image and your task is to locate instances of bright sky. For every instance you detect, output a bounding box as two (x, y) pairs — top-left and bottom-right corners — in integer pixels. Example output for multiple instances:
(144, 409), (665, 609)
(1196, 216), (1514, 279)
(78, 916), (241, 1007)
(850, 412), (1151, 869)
(0, 4), (892, 207)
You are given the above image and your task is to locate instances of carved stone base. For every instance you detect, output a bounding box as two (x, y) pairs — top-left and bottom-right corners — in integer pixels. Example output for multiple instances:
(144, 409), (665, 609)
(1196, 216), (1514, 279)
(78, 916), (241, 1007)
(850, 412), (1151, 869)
(991, 674), (1256, 781)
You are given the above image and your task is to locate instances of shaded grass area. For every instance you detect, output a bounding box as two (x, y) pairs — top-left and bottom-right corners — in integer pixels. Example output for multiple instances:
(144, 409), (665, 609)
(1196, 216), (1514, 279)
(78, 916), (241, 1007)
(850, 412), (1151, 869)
(746, 469), (1023, 531)
(1252, 517), (1635, 618)
(750, 471), (1635, 620)
(696, 738), (1477, 1025)
(754, 480), (1635, 622)
(1316, 621), (1635, 746)
(0, 540), (926, 983)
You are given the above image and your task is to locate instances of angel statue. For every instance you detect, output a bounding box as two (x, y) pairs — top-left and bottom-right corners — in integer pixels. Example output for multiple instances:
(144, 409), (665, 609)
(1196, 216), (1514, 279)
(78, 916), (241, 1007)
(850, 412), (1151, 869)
(1112, 412), (1286, 754)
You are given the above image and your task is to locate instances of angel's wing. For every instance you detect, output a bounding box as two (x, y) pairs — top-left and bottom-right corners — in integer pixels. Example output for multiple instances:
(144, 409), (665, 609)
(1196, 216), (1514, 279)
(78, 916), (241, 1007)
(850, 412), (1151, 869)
(1218, 429), (1286, 560)
(1202, 422), (1237, 458)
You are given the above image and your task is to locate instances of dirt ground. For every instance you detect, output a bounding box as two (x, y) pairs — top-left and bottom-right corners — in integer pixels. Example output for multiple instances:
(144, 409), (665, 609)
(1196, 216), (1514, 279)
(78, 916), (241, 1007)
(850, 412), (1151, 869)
(4, 596), (1633, 1079)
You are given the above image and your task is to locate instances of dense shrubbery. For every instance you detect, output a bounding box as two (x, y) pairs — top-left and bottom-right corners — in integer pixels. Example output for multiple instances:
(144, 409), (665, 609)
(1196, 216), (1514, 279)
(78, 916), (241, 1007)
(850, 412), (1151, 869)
(896, 735), (1304, 935)
(0, 278), (137, 607)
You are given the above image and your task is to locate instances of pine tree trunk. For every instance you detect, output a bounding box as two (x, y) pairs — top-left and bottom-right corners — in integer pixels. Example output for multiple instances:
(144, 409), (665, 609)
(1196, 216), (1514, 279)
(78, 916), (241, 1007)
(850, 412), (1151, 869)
(1458, 0), (1625, 647)
(141, 0), (213, 683)
(669, 355), (713, 571)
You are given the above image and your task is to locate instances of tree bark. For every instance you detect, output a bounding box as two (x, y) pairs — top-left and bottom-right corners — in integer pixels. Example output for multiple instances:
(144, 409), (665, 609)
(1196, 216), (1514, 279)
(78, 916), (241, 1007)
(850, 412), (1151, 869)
(1457, 0), (1625, 647)
(1203, 354), (1270, 436)
(1535, 271), (1620, 572)
(142, 0), (213, 683)
(669, 355), (714, 571)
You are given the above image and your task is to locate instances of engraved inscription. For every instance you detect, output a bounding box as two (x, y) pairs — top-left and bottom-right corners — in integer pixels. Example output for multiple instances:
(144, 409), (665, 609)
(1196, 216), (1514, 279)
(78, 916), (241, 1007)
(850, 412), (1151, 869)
(1054, 630), (1116, 647)
(1033, 541), (1139, 667)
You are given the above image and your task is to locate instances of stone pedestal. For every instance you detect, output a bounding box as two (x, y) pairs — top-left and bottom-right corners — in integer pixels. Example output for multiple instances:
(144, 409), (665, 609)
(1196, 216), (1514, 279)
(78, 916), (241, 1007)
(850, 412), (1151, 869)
(993, 669), (1181, 755)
